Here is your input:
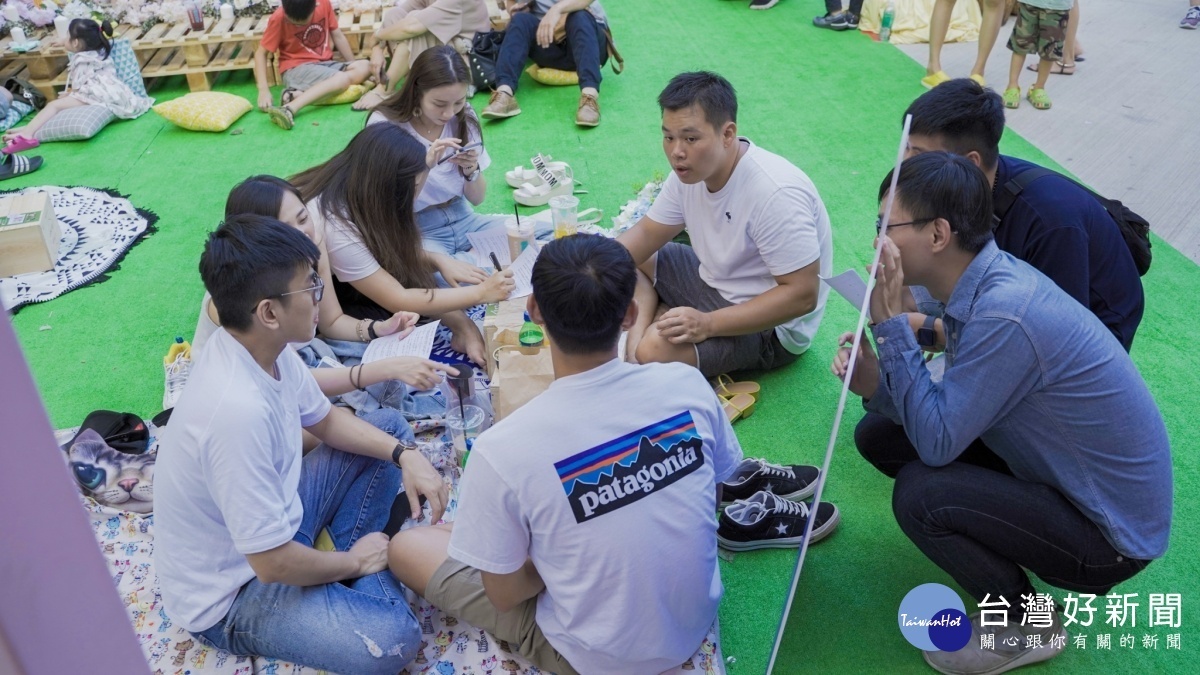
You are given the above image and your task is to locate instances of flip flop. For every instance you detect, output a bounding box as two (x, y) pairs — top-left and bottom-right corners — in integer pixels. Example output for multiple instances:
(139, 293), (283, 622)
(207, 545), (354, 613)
(0, 154), (44, 181)
(713, 374), (761, 402)
(3, 135), (39, 154)
(722, 398), (743, 424)
(1002, 87), (1021, 109)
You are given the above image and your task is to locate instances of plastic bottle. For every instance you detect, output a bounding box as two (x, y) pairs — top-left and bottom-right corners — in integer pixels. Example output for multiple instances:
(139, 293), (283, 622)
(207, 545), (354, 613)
(880, 0), (896, 43)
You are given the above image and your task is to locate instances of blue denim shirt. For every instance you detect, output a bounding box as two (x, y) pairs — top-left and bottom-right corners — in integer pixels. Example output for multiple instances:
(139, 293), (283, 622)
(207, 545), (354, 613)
(866, 241), (1172, 560)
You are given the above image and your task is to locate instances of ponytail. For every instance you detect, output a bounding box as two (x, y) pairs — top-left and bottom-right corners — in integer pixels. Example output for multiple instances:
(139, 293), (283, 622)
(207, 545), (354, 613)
(68, 18), (112, 59)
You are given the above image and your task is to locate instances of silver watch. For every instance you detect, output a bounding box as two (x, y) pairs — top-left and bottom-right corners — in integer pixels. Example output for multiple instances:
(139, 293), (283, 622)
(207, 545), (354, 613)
(464, 167), (480, 182)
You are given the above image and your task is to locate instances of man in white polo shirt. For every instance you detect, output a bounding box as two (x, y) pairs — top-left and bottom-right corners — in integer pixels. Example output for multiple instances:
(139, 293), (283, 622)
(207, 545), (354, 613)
(618, 71), (833, 378)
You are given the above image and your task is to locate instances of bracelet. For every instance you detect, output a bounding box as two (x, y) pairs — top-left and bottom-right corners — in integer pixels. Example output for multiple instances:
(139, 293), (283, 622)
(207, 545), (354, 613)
(356, 318), (368, 342)
(352, 363), (365, 390)
(367, 320), (379, 340)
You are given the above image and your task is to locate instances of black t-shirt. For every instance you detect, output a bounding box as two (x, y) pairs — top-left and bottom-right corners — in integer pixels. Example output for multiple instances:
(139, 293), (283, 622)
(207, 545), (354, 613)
(993, 155), (1144, 350)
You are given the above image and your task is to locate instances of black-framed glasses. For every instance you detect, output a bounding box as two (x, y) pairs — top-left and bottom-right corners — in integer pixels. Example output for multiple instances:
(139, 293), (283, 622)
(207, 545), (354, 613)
(875, 216), (935, 234)
(256, 275), (324, 311)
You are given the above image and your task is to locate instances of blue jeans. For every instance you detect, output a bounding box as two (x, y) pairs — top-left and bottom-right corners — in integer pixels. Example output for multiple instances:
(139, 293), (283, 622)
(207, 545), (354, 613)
(856, 413), (1151, 617)
(416, 196), (507, 261)
(194, 410), (420, 673)
(496, 10), (607, 92)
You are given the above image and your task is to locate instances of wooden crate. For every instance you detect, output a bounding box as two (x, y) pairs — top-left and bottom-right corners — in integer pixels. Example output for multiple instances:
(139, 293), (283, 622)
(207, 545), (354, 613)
(0, 191), (60, 277)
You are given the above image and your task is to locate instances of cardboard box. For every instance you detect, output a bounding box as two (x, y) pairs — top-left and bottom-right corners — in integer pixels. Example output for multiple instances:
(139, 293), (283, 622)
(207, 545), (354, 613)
(0, 192), (60, 277)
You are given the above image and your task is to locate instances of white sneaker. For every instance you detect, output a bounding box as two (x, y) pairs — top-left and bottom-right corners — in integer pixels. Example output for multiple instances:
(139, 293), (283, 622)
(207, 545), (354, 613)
(923, 611), (1066, 675)
(163, 338), (192, 409)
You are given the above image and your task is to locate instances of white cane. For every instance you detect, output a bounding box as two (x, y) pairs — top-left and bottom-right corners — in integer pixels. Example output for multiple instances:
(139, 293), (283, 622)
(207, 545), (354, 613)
(765, 114), (913, 673)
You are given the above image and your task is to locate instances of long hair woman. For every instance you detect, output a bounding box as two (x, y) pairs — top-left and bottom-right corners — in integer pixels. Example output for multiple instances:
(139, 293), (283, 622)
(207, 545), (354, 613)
(290, 123), (512, 366)
(368, 45), (506, 262)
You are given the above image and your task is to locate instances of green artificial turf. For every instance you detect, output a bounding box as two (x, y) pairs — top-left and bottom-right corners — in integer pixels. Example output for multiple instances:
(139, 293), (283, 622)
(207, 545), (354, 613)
(7, 1), (1197, 674)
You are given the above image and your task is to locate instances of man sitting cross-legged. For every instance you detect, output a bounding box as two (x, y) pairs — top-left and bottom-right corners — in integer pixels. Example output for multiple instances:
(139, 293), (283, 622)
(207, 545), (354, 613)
(833, 153), (1172, 675)
(155, 215), (449, 674)
(389, 234), (743, 674)
(618, 71), (833, 378)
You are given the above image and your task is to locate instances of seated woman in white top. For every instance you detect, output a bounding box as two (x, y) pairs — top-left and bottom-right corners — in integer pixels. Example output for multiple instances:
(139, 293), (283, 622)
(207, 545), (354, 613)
(193, 175), (456, 399)
(290, 123), (514, 367)
(367, 45), (507, 262)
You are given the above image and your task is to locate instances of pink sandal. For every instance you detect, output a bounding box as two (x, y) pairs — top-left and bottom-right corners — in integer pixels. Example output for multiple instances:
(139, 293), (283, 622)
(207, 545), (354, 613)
(3, 135), (39, 154)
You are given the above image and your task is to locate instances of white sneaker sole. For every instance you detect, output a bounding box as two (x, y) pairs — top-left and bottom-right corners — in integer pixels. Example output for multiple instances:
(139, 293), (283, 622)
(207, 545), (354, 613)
(922, 627), (1066, 675)
(717, 505), (840, 551)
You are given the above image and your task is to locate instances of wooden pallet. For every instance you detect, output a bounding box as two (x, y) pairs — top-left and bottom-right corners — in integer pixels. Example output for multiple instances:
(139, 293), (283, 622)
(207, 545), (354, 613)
(0, 11), (383, 101)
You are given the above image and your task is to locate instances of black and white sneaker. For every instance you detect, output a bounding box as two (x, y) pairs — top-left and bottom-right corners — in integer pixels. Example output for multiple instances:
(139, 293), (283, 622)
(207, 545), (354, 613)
(749, 0), (780, 10)
(846, 12), (860, 29)
(720, 458), (819, 507)
(813, 12), (851, 30)
(717, 492), (840, 551)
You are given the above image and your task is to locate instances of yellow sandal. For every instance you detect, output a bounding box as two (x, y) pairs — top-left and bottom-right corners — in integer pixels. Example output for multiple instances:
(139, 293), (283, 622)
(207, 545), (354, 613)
(713, 374), (761, 402)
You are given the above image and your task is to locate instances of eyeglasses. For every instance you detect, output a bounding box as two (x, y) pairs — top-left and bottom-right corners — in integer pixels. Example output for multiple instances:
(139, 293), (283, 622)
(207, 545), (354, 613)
(875, 216), (935, 235)
(255, 275), (324, 312)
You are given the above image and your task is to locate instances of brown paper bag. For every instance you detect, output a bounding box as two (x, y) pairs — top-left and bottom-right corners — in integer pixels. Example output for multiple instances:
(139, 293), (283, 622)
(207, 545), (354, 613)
(492, 346), (555, 421)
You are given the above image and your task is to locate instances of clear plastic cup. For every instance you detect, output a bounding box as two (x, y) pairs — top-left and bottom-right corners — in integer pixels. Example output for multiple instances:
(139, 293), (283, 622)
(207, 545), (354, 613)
(549, 195), (579, 239)
(446, 404), (487, 465)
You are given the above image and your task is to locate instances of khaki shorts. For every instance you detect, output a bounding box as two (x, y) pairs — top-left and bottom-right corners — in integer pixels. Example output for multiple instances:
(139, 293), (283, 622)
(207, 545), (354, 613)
(425, 559), (580, 675)
(281, 60), (347, 91)
(1007, 3), (1068, 60)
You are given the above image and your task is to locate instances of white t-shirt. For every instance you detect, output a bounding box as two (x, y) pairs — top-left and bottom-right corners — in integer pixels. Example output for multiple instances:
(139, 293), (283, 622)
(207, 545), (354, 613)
(447, 359), (742, 674)
(367, 109), (492, 212)
(155, 329), (332, 632)
(647, 139), (833, 354)
(192, 292), (220, 355)
(310, 195), (382, 283)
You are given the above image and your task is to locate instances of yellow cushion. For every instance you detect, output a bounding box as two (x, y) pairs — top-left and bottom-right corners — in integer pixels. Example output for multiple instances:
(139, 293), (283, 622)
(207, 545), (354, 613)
(316, 83), (368, 105)
(152, 92), (252, 132)
(525, 64), (578, 86)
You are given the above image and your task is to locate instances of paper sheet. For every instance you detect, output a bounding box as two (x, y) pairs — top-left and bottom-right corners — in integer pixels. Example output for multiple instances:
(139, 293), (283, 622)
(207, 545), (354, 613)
(820, 269), (871, 312)
(360, 320), (441, 364)
(467, 228), (511, 269)
(508, 243), (540, 299)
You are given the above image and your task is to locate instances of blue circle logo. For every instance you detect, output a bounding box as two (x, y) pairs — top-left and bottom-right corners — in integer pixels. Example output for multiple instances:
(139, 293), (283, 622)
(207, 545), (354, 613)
(898, 583), (971, 652)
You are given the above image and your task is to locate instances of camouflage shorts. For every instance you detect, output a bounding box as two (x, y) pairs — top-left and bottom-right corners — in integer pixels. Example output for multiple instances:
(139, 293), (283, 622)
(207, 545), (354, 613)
(1007, 4), (1069, 60)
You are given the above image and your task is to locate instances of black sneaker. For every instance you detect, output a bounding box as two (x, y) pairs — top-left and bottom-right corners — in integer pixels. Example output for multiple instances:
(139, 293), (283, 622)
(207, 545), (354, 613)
(718, 492), (840, 551)
(813, 12), (851, 30)
(720, 457), (819, 506)
(749, 0), (780, 9)
(846, 12), (860, 28)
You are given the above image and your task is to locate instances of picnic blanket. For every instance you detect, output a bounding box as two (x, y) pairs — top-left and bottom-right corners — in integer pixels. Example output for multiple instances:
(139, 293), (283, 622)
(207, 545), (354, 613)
(0, 186), (156, 312)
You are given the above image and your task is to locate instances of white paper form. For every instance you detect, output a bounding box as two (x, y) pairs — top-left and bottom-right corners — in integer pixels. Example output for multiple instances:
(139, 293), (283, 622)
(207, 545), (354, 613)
(508, 244), (540, 299)
(467, 228), (512, 268)
(360, 320), (441, 364)
(820, 269), (871, 312)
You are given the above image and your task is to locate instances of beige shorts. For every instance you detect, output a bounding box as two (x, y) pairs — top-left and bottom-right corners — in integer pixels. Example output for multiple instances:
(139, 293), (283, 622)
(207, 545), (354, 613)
(425, 559), (580, 675)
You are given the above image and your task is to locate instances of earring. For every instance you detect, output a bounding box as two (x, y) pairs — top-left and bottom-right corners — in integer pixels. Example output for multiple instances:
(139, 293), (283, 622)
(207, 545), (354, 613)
(413, 109), (421, 117)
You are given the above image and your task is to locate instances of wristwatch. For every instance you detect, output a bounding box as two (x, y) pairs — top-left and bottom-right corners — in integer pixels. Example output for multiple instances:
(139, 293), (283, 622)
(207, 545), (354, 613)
(463, 166), (480, 182)
(391, 440), (418, 466)
(916, 314), (938, 348)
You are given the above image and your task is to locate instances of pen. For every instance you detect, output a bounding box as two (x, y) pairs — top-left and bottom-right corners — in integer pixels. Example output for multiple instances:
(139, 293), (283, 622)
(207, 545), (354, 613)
(489, 252), (503, 272)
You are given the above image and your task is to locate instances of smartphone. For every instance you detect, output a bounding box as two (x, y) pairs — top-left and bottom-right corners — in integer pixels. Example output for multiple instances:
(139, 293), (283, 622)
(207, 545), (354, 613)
(437, 142), (483, 165)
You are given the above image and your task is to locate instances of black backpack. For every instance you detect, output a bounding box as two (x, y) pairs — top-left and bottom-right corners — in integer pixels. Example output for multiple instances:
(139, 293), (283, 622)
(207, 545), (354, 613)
(993, 167), (1152, 276)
